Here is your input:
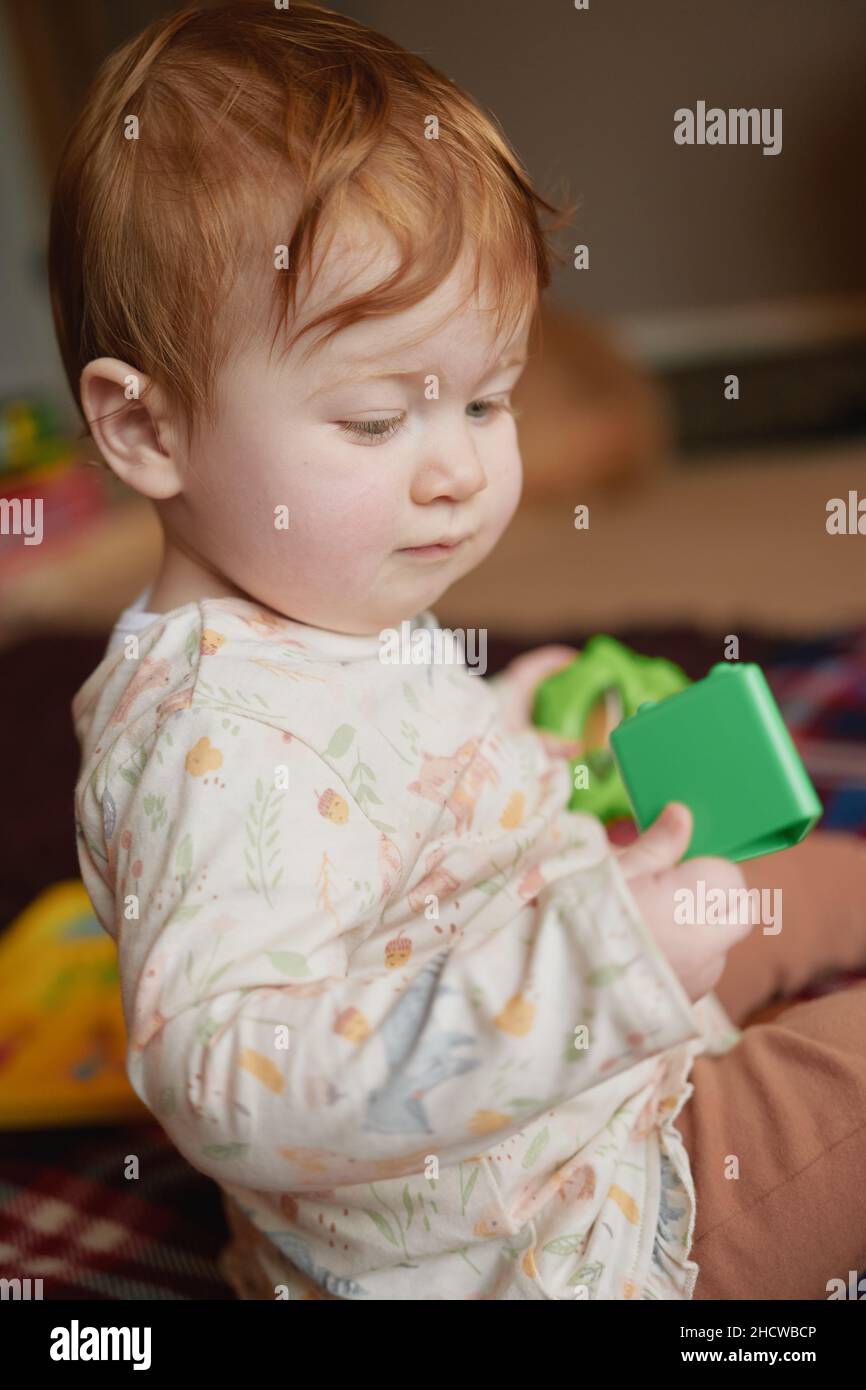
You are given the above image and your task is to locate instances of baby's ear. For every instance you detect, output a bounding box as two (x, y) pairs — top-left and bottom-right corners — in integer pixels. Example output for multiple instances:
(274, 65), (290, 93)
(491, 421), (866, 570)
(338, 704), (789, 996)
(79, 358), (183, 501)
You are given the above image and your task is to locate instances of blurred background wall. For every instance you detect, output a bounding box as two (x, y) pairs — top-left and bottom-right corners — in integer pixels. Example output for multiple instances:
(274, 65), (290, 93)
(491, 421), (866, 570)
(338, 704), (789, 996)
(3, 0), (866, 640)
(5, 0), (866, 414)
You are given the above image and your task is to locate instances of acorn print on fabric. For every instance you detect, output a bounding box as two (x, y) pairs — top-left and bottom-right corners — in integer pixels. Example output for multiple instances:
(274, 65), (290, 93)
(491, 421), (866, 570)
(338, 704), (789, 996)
(317, 789), (348, 824)
(185, 736), (223, 777)
(384, 934), (412, 969)
(200, 628), (226, 656)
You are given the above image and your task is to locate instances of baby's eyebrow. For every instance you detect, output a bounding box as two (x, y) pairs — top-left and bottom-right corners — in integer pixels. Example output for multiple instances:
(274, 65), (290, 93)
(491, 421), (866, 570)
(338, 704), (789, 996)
(305, 354), (527, 400)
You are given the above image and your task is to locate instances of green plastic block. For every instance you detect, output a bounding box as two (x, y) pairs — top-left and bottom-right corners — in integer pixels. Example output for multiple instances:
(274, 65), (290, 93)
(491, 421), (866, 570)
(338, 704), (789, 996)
(531, 635), (690, 821)
(609, 661), (823, 861)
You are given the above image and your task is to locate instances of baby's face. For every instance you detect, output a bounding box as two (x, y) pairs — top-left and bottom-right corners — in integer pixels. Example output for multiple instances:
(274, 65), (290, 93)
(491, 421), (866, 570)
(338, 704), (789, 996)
(174, 235), (529, 634)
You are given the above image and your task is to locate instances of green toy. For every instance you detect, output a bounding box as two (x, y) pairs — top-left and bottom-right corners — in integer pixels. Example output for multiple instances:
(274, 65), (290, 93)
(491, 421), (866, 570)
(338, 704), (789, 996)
(609, 661), (823, 862)
(532, 638), (823, 862)
(531, 635), (691, 821)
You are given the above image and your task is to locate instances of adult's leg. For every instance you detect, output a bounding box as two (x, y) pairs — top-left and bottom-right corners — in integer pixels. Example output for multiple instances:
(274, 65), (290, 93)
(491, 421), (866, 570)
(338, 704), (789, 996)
(674, 982), (866, 1299)
(712, 831), (866, 1027)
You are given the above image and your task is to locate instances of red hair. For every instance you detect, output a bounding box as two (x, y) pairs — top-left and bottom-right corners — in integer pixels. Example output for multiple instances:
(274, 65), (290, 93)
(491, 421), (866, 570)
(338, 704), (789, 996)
(49, 0), (574, 442)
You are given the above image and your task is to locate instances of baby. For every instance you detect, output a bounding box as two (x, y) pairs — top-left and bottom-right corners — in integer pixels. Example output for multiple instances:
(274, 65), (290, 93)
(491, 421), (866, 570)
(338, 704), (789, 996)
(56, 2), (866, 1301)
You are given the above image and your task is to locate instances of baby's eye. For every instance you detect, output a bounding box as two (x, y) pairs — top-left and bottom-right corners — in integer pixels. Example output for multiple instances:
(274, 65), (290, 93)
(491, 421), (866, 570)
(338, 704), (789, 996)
(466, 395), (519, 422)
(336, 396), (519, 447)
(338, 415), (405, 445)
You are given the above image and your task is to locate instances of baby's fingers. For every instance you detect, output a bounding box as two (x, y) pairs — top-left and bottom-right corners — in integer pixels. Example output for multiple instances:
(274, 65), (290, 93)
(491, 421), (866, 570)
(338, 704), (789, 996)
(537, 730), (583, 758)
(678, 856), (755, 943)
(618, 803), (693, 881)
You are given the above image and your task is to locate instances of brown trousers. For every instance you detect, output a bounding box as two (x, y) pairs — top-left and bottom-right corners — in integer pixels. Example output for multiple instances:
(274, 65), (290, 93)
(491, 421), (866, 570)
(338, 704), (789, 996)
(673, 831), (866, 1300)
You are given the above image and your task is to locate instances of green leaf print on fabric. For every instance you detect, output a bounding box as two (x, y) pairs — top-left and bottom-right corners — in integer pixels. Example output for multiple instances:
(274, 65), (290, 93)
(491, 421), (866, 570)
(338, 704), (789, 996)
(76, 817), (107, 865)
(508, 1094), (566, 1115)
(563, 1011), (595, 1064)
(193, 680), (280, 722)
(471, 844), (529, 900)
(543, 1233), (588, 1256)
(243, 781), (286, 909)
(183, 626), (199, 669)
(325, 724), (355, 758)
(182, 937), (237, 1005)
(455, 1247), (483, 1276)
(142, 792), (167, 833)
(321, 724), (398, 831)
(400, 718), (421, 756)
(154, 728), (174, 766)
(202, 961), (233, 990)
(364, 1193), (410, 1259)
(347, 751), (386, 815)
(158, 1086), (176, 1116)
(585, 956), (641, 988)
(521, 1126), (551, 1169)
(501, 1228), (534, 1262)
(459, 1161), (480, 1215)
(365, 1178), (450, 1265)
(175, 833), (193, 894)
(166, 905), (201, 928)
(201, 1143), (250, 1161)
(593, 1098), (639, 1159)
(266, 951), (311, 977)
(119, 744), (149, 788)
(568, 1260), (603, 1290)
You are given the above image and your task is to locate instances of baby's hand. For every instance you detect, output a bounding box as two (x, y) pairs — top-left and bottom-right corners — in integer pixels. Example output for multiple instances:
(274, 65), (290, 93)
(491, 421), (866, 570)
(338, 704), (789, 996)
(497, 644), (583, 756)
(617, 802), (753, 1004)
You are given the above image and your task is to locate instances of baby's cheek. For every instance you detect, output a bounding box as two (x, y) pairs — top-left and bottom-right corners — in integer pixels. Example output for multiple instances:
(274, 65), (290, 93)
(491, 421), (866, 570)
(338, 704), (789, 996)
(318, 499), (393, 577)
(497, 447), (524, 518)
(269, 491), (393, 592)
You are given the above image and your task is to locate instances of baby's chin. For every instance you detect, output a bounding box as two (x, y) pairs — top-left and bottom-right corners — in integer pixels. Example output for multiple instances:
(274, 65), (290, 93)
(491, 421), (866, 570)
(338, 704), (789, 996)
(247, 534), (492, 633)
(386, 555), (476, 615)
(349, 577), (463, 633)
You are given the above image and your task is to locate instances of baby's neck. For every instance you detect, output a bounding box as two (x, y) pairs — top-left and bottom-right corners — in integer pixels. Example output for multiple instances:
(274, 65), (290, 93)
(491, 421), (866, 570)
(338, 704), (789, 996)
(146, 541), (248, 615)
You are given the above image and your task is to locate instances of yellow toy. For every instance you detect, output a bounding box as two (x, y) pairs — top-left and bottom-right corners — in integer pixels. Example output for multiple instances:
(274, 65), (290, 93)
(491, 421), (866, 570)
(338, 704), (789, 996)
(0, 880), (148, 1128)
